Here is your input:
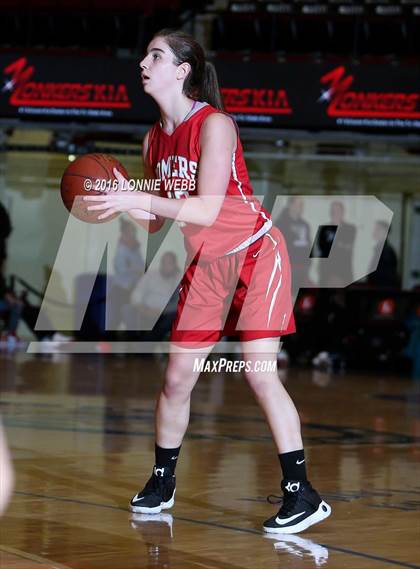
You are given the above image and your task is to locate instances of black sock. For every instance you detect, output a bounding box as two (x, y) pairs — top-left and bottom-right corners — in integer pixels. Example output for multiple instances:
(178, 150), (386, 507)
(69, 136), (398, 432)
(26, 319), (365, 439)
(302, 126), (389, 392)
(278, 449), (307, 481)
(155, 444), (181, 475)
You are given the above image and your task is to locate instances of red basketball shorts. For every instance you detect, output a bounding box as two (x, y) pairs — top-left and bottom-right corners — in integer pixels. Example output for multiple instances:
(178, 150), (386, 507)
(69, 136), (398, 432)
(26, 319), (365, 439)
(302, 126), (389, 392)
(170, 226), (296, 348)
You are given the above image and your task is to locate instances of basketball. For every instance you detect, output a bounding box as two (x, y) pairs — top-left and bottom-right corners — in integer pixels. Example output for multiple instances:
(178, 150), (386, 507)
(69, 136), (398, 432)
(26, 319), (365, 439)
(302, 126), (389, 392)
(60, 153), (129, 223)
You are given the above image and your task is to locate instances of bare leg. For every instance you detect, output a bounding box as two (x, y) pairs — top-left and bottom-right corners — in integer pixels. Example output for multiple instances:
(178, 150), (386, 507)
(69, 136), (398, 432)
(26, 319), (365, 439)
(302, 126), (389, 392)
(245, 340), (332, 534)
(155, 343), (214, 448)
(130, 344), (215, 513)
(0, 420), (14, 516)
(241, 337), (303, 453)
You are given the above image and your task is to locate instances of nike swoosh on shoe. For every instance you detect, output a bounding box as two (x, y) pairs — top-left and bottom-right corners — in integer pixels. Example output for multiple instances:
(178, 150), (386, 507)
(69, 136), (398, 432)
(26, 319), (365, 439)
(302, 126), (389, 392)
(132, 496), (144, 503)
(275, 511), (306, 525)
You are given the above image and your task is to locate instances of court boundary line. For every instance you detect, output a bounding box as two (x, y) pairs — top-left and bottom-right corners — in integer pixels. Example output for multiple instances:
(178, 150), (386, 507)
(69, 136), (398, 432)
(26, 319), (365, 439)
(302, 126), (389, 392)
(4, 419), (418, 446)
(2, 399), (418, 444)
(0, 544), (74, 569)
(14, 491), (420, 569)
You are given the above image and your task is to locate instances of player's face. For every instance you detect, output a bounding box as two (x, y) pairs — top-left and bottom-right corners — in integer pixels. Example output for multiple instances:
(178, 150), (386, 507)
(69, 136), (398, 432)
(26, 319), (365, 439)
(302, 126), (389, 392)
(139, 37), (179, 96)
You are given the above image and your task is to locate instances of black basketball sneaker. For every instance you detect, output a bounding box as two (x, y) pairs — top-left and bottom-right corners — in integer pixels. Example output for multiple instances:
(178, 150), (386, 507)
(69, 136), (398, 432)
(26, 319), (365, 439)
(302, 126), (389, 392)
(130, 466), (176, 514)
(263, 480), (331, 534)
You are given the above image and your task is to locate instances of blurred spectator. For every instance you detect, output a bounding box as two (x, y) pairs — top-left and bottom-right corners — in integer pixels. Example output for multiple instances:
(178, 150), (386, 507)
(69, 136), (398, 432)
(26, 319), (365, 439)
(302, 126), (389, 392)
(276, 197), (312, 290)
(129, 251), (181, 341)
(317, 201), (356, 287)
(19, 289), (56, 342)
(16, 265), (70, 344)
(0, 202), (12, 272)
(312, 292), (348, 372)
(403, 298), (420, 379)
(108, 218), (145, 331)
(367, 221), (400, 288)
(0, 266), (22, 347)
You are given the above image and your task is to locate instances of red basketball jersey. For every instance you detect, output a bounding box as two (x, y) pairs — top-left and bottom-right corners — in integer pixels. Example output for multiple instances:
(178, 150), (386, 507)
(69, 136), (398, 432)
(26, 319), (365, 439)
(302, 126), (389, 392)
(146, 102), (272, 261)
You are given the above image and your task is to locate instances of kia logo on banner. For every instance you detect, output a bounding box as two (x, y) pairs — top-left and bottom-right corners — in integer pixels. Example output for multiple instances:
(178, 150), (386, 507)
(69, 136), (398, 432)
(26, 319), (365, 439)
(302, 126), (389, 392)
(2, 56), (132, 118)
(221, 87), (293, 115)
(318, 66), (420, 129)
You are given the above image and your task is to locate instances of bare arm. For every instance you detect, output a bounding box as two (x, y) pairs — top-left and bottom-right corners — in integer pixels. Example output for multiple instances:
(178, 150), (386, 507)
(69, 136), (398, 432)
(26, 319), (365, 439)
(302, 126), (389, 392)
(128, 131), (166, 234)
(143, 113), (236, 226)
(131, 113), (236, 226)
(85, 114), (237, 226)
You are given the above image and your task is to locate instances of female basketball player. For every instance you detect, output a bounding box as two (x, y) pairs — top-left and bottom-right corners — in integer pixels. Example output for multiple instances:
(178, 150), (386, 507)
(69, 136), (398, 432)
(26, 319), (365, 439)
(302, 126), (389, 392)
(85, 29), (331, 534)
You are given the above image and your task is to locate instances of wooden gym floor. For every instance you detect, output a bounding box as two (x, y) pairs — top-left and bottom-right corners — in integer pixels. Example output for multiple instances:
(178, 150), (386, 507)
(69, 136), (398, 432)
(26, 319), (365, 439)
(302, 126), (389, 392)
(0, 351), (419, 569)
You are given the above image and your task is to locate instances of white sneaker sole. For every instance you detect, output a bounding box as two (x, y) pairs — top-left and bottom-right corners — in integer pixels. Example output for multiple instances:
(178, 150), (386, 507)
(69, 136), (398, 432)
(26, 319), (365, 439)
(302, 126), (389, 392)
(129, 489), (175, 514)
(263, 500), (332, 535)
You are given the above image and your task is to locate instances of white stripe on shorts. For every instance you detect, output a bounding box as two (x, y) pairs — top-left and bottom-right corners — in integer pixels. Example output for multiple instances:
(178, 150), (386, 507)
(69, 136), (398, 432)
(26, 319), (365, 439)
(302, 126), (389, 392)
(266, 250), (283, 326)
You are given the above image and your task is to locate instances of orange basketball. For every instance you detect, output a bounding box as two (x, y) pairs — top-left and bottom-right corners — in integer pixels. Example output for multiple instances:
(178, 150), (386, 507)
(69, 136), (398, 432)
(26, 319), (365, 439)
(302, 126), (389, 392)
(60, 153), (129, 223)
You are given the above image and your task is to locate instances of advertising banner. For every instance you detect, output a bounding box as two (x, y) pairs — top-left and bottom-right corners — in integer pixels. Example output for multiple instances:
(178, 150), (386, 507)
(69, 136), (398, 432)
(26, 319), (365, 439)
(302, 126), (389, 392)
(1, 52), (419, 132)
(217, 60), (420, 132)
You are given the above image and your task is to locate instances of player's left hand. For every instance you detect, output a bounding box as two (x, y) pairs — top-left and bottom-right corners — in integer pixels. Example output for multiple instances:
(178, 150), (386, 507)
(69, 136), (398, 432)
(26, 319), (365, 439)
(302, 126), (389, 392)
(84, 168), (152, 220)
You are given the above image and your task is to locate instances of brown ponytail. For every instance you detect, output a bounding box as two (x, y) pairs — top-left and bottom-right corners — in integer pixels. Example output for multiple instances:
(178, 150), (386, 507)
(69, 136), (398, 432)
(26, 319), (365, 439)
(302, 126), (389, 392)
(202, 61), (224, 111)
(153, 29), (224, 111)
